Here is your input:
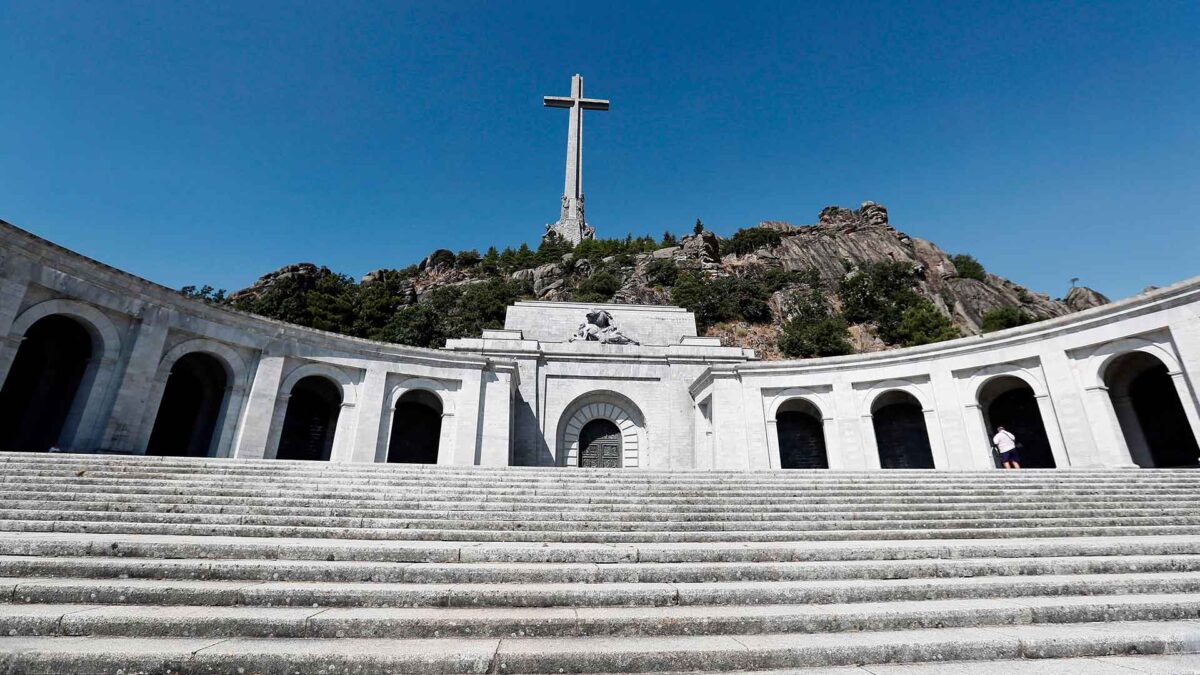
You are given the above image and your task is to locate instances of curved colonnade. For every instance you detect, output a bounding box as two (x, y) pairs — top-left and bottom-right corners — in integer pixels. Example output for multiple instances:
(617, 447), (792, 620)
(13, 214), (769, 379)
(1, 219), (1198, 470)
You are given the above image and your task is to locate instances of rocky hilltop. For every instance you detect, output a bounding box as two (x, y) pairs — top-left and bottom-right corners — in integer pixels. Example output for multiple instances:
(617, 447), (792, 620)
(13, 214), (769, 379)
(224, 202), (1107, 359)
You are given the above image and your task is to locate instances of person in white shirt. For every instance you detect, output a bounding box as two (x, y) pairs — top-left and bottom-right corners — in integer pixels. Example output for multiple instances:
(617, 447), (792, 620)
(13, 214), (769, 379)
(993, 426), (1020, 469)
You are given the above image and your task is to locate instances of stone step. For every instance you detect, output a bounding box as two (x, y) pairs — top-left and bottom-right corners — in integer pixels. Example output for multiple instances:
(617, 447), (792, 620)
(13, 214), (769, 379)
(7, 532), (1200, 564)
(8, 517), (1200, 543)
(1, 620), (1198, 673)
(8, 453), (1196, 478)
(7, 571), (1200, 608)
(9, 482), (1200, 509)
(8, 488), (1200, 511)
(9, 473), (1200, 495)
(8, 507), (1200, 534)
(11, 468), (1200, 487)
(5, 553), (1199, 584)
(5, 500), (1197, 524)
(4, 594), (1200, 640)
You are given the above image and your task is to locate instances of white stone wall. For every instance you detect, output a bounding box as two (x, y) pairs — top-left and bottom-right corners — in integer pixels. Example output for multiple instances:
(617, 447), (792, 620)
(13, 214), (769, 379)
(702, 280), (1200, 470)
(2, 217), (1199, 472)
(0, 222), (517, 466)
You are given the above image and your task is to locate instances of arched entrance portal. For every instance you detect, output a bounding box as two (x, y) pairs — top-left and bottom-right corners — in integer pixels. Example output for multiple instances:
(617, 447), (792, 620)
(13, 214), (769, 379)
(872, 391), (935, 469)
(277, 376), (342, 461)
(387, 390), (443, 464)
(978, 376), (1056, 468)
(578, 419), (622, 468)
(776, 398), (828, 469)
(146, 353), (228, 457)
(1104, 352), (1199, 468)
(0, 315), (93, 452)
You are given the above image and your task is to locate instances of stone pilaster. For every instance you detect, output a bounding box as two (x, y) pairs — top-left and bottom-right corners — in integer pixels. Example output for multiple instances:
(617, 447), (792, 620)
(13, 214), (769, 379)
(233, 352), (287, 460)
(100, 307), (171, 453)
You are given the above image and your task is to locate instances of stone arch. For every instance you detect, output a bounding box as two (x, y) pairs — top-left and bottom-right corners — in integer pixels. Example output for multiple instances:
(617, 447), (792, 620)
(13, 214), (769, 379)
(280, 362), (358, 407)
(864, 383), (936, 469)
(135, 338), (251, 458)
(1103, 350), (1199, 467)
(9, 299), (122, 363)
(764, 388), (835, 470)
(378, 378), (456, 464)
(556, 391), (646, 468)
(1086, 337), (1183, 390)
(267, 362), (359, 462)
(384, 378), (454, 416)
(276, 374), (344, 461)
(386, 390), (444, 465)
(977, 375), (1057, 468)
(0, 299), (124, 451)
(967, 364), (1048, 402)
(1078, 336), (1200, 467)
(860, 380), (935, 418)
(775, 398), (829, 470)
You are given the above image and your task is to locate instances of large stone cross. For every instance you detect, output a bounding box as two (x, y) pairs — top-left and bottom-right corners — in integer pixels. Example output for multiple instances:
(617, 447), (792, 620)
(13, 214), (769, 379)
(544, 74), (609, 244)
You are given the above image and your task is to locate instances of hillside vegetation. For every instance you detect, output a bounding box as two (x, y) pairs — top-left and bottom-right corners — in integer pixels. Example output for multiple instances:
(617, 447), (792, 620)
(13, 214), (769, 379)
(187, 202), (1107, 359)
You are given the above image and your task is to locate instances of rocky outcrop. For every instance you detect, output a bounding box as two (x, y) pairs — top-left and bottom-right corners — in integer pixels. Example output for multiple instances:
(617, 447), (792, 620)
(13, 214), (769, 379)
(1065, 286), (1111, 312)
(228, 263), (330, 304)
(230, 200), (1102, 359)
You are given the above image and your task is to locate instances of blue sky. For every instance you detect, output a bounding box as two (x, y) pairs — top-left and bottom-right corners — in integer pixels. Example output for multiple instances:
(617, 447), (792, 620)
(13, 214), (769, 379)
(2, 1), (1197, 299)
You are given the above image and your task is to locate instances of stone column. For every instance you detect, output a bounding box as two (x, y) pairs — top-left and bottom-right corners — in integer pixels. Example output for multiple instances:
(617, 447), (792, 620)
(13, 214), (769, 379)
(64, 353), (123, 452)
(710, 371), (749, 470)
(99, 307), (171, 453)
(346, 365), (389, 464)
(962, 403), (997, 469)
(1034, 392), (1073, 468)
(1080, 384), (1137, 467)
(212, 384), (247, 458)
(831, 378), (867, 469)
(922, 407), (951, 470)
(820, 416), (840, 469)
(930, 369), (972, 469)
(1041, 348), (1104, 466)
(328, 401), (357, 463)
(764, 417), (780, 470)
(1110, 394), (1152, 467)
(450, 367), (485, 466)
(858, 414), (883, 470)
(233, 353), (287, 460)
(0, 274), (29, 388)
(477, 370), (514, 467)
(1168, 370), (1200, 451)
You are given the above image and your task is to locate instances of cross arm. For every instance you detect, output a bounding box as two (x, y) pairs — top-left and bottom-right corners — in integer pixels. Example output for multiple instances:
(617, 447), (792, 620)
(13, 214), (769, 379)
(543, 96), (575, 109)
(579, 98), (610, 111)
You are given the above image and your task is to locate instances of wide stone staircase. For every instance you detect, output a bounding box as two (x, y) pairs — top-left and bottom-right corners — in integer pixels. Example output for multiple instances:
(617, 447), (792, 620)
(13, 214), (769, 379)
(1, 452), (1200, 673)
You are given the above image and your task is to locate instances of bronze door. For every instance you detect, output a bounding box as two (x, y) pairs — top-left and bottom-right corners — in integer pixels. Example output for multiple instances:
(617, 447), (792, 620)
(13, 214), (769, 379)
(579, 419), (622, 468)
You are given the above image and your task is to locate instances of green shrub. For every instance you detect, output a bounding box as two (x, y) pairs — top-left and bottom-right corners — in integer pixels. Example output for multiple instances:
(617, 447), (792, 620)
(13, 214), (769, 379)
(574, 271), (622, 303)
(893, 301), (961, 346)
(645, 258), (679, 287)
(427, 249), (455, 269)
(727, 227), (782, 255)
(777, 285), (851, 358)
(981, 307), (1037, 332)
(670, 272), (772, 328)
(950, 254), (986, 281)
(455, 249), (481, 268)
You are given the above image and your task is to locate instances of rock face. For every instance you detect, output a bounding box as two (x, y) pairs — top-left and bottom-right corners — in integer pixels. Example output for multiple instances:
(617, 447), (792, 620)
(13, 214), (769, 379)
(1066, 286), (1111, 312)
(228, 263), (330, 304)
(229, 201), (1107, 358)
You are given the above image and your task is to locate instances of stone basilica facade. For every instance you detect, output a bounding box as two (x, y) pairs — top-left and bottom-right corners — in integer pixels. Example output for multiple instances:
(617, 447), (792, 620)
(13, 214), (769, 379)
(0, 219), (1198, 471)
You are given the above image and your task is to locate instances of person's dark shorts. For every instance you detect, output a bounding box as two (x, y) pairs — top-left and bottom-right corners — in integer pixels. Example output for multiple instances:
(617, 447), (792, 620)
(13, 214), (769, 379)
(999, 449), (1020, 463)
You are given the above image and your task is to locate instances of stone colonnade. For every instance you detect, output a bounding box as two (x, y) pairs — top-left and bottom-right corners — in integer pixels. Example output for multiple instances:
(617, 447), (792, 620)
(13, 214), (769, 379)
(1, 219), (1199, 471)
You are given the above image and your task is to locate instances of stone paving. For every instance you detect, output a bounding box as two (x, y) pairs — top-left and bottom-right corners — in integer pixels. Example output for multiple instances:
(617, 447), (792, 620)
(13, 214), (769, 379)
(0, 453), (1199, 673)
